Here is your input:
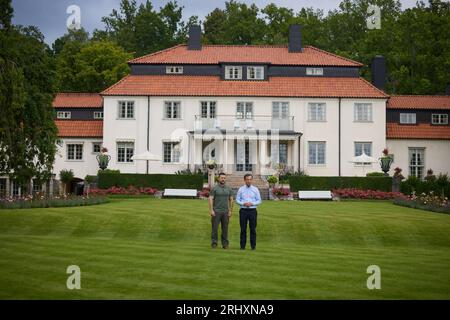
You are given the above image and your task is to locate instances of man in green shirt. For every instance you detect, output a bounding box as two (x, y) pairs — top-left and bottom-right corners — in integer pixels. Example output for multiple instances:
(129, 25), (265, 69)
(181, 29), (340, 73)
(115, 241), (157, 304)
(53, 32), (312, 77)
(209, 172), (234, 249)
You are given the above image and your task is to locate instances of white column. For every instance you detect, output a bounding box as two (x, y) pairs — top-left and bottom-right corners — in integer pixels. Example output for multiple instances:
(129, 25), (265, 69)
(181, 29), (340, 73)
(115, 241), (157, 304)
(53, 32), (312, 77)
(223, 138), (228, 173)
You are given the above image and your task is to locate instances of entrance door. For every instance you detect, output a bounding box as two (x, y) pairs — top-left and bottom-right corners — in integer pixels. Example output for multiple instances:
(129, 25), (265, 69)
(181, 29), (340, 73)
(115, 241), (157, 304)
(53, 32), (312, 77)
(235, 139), (253, 173)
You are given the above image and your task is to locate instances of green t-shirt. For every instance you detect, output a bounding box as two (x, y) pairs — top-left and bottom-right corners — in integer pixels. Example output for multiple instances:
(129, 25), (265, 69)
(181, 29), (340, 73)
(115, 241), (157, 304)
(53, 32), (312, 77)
(211, 184), (233, 213)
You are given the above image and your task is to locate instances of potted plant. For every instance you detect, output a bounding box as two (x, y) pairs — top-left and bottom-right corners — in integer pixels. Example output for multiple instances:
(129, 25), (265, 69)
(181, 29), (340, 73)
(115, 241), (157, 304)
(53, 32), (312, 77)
(379, 148), (393, 176)
(97, 147), (111, 170)
(206, 159), (217, 170)
(267, 175), (278, 188)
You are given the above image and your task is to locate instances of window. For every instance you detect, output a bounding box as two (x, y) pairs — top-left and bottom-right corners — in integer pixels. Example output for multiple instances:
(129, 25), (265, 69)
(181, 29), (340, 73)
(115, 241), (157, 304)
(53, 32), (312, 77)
(0, 178), (6, 197)
(308, 141), (326, 165)
(67, 144), (83, 160)
(247, 66), (264, 80)
(400, 113), (416, 124)
(432, 114), (448, 124)
(225, 66), (242, 80)
(201, 101), (216, 118)
(12, 181), (21, 197)
(279, 142), (288, 164)
(236, 102), (253, 119)
(117, 142), (134, 163)
(94, 111), (104, 119)
(166, 66), (183, 74)
(409, 148), (425, 179)
(118, 101), (134, 119)
(272, 102), (289, 119)
(92, 142), (102, 153)
(57, 111), (71, 119)
(308, 103), (326, 121)
(164, 101), (181, 119)
(354, 103), (373, 122)
(354, 142), (372, 165)
(163, 142), (181, 163)
(32, 179), (41, 194)
(306, 68), (324, 76)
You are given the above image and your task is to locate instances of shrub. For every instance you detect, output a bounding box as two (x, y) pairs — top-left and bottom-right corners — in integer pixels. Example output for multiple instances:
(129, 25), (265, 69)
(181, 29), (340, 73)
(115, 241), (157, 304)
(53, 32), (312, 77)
(267, 175), (278, 185)
(400, 173), (450, 198)
(98, 172), (203, 190)
(289, 176), (392, 192)
(59, 169), (74, 194)
(332, 188), (406, 200)
(394, 191), (450, 214)
(0, 195), (109, 209)
(366, 172), (386, 177)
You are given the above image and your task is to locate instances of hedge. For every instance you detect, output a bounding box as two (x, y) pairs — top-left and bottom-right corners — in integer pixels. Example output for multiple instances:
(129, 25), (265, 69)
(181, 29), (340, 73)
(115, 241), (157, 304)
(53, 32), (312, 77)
(289, 176), (392, 192)
(98, 172), (203, 190)
(400, 175), (450, 198)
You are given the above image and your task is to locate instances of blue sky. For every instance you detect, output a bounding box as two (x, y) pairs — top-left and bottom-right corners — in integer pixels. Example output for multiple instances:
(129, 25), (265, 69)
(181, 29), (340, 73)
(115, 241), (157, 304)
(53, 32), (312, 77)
(11, 0), (419, 45)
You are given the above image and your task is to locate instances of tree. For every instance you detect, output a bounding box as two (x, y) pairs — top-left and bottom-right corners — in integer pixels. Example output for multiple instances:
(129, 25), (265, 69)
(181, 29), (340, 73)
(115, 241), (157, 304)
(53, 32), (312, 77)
(59, 169), (74, 194)
(0, 1), (58, 190)
(55, 40), (132, 93)
(52, 28), (89, 55)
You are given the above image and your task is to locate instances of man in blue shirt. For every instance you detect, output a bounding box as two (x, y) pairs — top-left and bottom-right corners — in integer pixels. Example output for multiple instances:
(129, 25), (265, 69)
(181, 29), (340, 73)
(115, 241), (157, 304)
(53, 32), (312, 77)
(236, 174), (262, 250)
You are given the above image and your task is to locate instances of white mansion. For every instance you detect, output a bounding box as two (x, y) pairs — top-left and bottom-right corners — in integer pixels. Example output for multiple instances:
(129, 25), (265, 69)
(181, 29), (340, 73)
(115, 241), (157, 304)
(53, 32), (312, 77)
(1, 25), (449, 196)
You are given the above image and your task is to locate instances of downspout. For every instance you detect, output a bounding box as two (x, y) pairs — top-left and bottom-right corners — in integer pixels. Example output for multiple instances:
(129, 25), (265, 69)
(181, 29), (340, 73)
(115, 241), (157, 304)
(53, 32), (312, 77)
(338, 97), (341, 177)
(297, 134), (302, 173)
(146, 96), (150, 174)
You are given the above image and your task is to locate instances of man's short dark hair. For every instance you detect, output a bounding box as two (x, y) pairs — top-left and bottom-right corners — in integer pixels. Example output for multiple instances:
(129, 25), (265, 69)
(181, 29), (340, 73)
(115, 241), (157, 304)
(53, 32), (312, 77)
(244, 173), (253, 180)
(218, 172), (226, 177)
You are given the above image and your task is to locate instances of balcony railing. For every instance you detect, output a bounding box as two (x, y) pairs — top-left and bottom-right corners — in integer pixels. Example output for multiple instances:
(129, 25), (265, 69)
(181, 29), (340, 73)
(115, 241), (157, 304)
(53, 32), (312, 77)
(194, 115), (295, 131)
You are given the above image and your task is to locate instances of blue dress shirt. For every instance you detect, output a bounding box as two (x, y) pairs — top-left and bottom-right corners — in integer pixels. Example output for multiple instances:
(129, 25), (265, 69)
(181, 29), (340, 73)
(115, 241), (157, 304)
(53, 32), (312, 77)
(236, 185), (262, 209)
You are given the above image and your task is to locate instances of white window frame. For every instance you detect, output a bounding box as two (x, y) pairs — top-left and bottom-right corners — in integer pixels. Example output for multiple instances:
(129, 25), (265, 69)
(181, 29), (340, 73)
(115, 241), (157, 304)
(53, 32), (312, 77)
(118, 101), (135, 119)
(164, 101), (182, 119)
(117, 142), (134, 163)
(400, 113), (416, 124)
(236, 102), (253, 119)
(225, 66), (243, 80)
(166, 66), (184, 74)
(163, 142), (181, 164)
(272, 102), (289, 119)
(67, 143), (83, 161)
(431, 113), (448, 125)
(200, 101), (217, 119)
(308, 141), (326, 165)
(354, 142), (373, 166)
(306, 67), (324, 76)
(354, 103), (373, 122)
(57, 111), (71, 119)
(92, 142), (102, 154)
(409, 147), (425, 179)
(247, 66), (264, 80)
(308, 103), (327, 121)
(93, 111), (104, 119)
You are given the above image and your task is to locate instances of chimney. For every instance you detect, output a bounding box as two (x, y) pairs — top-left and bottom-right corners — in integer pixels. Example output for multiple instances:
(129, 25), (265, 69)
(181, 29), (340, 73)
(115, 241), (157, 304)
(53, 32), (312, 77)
(371, 55), (386, 91)
(188, 25), (202, 50)
(288, 24), (303, 53)
(446, 84), (450, 95)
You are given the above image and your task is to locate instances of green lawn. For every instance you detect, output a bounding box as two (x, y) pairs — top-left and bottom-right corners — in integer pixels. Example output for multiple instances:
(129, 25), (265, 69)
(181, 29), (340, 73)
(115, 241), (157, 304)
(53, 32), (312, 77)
(0, 198), (449, 299)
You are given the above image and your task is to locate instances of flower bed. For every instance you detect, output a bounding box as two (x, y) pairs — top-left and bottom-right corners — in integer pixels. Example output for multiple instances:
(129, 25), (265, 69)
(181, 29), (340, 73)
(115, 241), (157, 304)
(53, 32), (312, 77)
(198, 187), (210, 199)
(393, 191), (450, 214)
(331, 188), (406, 200)
(0, 194), (109, 209)
(88, 186), (158, 196)
(271, 187), (293, 200)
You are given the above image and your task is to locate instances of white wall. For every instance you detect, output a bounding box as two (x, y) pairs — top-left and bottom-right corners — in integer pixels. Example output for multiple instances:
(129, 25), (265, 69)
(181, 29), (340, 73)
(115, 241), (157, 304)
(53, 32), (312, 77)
(387, 139), (450, 177)
(53, 138), (103, 179)
(102, 96), (387, 176)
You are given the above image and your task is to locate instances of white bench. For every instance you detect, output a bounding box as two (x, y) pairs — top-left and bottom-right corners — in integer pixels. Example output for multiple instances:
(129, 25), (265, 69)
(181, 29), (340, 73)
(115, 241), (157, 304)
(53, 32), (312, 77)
(163, 189), (198, 198)
(298, 190), (332, 200)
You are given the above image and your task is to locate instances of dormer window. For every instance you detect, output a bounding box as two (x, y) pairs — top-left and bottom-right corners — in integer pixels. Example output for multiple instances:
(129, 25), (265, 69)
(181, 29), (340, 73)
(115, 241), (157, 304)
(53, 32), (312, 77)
(306, 67), (324, 76)
(432, 114), (448, 124)
(166, 66), (183, 74)
(247, 66), (264, 80)
(57, 111), (71, 119)
(400, 113), (416, 124)
(225, 66), (242, 80)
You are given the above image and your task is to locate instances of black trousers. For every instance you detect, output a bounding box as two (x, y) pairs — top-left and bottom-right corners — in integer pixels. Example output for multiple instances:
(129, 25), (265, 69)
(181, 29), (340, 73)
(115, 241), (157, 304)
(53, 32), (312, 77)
(239, 208), (257, 249)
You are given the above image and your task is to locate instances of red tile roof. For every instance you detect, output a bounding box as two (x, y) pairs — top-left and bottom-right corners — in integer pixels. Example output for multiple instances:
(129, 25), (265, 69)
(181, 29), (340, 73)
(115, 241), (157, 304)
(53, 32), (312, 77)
(387, 123), (450, 140)
(388, 95), (450, 110)
(129, 44), (364, 67)
(55, 120), (103, 138)
(102, 75), (387, 98)
(53, 93), (103, 108)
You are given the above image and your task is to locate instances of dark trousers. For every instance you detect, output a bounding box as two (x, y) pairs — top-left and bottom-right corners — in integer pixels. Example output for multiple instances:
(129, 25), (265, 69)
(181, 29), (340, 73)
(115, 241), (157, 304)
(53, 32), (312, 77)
(239, 208), (257, 249)
(211, 212), (229, 246)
